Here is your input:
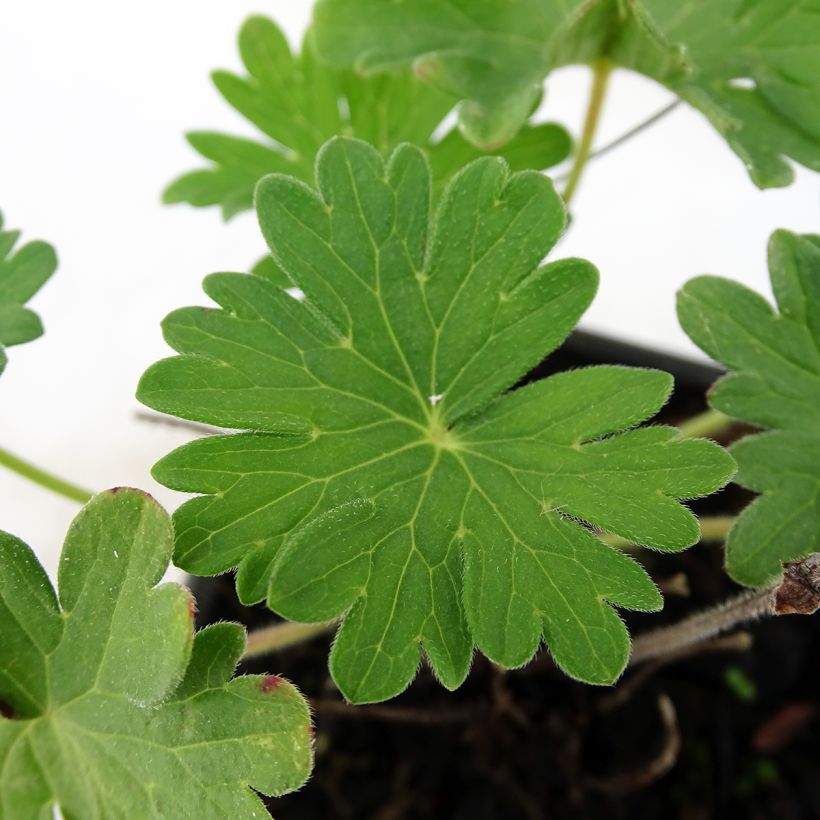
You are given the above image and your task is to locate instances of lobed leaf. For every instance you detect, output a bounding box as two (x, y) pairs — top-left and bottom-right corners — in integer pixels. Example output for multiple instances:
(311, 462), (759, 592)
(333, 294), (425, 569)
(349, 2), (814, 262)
(0, 489), (312, 819)
(678, 230), (820, 586)
(163, 15), (571, 220)
(314, 0), (820, 187)
(140, 138), (734, 702)
(0, 210), (56, 376)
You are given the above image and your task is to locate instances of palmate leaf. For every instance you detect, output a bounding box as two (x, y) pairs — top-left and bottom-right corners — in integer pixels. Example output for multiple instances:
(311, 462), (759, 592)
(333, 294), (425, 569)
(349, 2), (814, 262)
(314, 0), (820, 188)
(139, 137), (733, 703)
(678, 231), (820, 587)
(163, 15), (571, 220)
(0, 489), (312, 819)
(0, 210), (57, 375)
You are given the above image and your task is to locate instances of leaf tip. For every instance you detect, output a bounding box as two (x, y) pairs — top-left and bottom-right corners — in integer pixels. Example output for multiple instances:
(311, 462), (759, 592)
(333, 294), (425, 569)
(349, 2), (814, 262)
(107, 485), (153, 499)
(260, 674), (284, 693)
(186, 591), (198, 623)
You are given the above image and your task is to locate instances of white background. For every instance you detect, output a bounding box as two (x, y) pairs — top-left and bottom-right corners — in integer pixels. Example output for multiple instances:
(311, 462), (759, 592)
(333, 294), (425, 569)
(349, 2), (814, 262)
(1, 1), (817, 576)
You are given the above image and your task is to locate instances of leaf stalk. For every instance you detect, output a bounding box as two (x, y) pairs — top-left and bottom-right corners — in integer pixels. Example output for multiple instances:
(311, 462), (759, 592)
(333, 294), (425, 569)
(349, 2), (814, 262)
(599, 515), (735, 550)
(677, 408), (733, 439)
(561, 58), (614, 204)
(553, 100), (681, 184)
(243, 619), (335, 659)
(0, 445), (93, 504)
(630, 586), (773, 665)
(631, 553), (820, 666)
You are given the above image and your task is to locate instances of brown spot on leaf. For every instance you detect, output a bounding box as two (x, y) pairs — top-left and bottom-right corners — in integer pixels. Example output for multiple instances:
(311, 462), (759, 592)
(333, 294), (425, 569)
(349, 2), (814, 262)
(0, 701), (15, 720)
(260, 675), (284, 692)
(774, 554), (820, 615)
(413, 56), (440, 81)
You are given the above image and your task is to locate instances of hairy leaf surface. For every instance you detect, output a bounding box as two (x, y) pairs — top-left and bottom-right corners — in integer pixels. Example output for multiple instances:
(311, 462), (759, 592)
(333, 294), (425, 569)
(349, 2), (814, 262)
(0, 210), (56, 375)
(141, 138), (733, 702)
(0, 489), (312, 819)
(314, 0), (820, 187)
(679, 231), (820, 586)
(164, 15), (571, 220)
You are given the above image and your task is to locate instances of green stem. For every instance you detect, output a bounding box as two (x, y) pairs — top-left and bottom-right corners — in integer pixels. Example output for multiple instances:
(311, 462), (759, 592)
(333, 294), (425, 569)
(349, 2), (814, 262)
(0, 445), (93, 504)
(242, 619), (335, 660)
(554, 100), (681, 184)
(599, 515), (735, 550)
(677, 408), (733, 439)
(562, 59), (614, 205)
(699, 515), (735, 541)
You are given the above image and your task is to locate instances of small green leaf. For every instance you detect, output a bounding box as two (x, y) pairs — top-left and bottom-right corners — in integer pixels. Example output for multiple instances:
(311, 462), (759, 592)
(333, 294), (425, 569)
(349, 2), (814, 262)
(678, 230), (820, 586)
(163, 15), (571, 220)
(0, 489), (312, 819)
(0, 210), (57, 375)
(140, 138), (733, 703)
(314, 0), (820, 187)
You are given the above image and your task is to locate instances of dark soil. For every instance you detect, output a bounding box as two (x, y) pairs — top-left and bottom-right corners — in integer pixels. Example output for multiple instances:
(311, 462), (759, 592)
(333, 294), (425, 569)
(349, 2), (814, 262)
(189, 331), (820, 820)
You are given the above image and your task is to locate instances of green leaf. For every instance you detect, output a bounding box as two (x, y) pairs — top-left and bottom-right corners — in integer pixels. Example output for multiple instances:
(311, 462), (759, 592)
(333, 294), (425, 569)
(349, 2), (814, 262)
(140, 137), (734, 703)
(0, 489), (312, 819)
(163, 15), (571, 220)
(0, 210), (57, 375)
(314, 0), (820, 187)
(250, 253), (294, 291)
(678, 231), (820, 586)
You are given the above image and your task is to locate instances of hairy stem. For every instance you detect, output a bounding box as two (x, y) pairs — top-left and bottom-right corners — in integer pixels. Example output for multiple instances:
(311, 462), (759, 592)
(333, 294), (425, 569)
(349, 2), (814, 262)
(562, 59), (614, 204)
(677, 408), (733, 439)
(0, 445), (93, 504)
(630, 587), (774, 665)
(243, 619), (335, 659)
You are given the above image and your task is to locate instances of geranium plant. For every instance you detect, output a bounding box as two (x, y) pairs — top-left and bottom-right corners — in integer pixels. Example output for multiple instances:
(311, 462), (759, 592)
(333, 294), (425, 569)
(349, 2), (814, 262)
(2, 2), (819, 816)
